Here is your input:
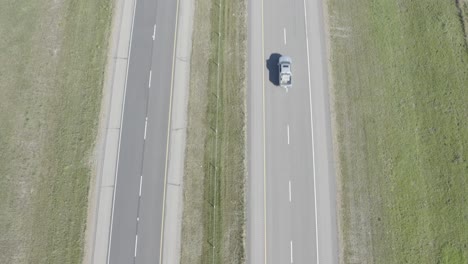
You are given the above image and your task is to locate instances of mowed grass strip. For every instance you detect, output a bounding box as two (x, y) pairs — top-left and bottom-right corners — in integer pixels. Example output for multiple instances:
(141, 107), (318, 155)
(0, 0), (112, 263)
(327, 0), (468, 263)
(180, 0), (246, 263)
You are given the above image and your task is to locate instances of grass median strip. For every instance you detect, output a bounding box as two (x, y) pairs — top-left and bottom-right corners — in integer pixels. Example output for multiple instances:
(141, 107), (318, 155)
(327, 0), (468, 262)
(0, 0), (112, 263)
(180, 0), (247, 263)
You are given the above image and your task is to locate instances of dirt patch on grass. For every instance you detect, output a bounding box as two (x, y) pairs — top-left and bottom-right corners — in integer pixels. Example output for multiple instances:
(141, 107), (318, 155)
(326, 0), (468, 263)
(180, 0), (247, 263)
(0, 0), (113, 263)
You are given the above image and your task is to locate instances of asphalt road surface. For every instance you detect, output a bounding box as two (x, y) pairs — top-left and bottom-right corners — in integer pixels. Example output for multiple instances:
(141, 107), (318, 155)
(107, 0), (178, 263)
(249, 0), (339, 263)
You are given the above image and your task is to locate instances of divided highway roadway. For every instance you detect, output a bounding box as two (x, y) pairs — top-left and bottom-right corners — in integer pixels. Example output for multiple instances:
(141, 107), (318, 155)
(106, 0), (337, 262)
(107, 0), (178, 263)
(249, 0), (339, 263)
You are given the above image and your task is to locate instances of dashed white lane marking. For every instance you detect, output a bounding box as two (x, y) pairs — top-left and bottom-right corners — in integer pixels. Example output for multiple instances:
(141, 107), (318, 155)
(139, 175), (143, 197)
(287, 124), (290, 145)
(284, 28), (287, 45)
(290, 240), (294, 263)
(152, 24), (156, 40)
(144, 117), (148, 140)
(148, 70), (152, 88)
(134, 235), (138, 257)
(289, 180), (292, 202)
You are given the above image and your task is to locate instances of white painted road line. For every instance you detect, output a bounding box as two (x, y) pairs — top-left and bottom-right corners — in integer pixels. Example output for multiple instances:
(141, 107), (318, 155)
(283, 28), (287, 45)
(290, 240), (294, 263)
(152, 24), (156, 40)
(287, 124), (290, 145)
(289, 180), (292, 202)
(303, 0), (320, 262)
(134, 235), (138, 257)
(148, 70), (152, 88)
(261, 0), (268, 262)
(144, 117), (148, 140)
(139, 175), (143, 197)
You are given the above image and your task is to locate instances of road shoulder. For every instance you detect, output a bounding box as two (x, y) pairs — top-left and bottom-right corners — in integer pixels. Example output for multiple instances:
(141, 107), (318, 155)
(161, 0), (195, 262)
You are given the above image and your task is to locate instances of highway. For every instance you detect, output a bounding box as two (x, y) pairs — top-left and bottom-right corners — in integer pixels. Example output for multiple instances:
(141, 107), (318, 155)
(106, 0), (178, 263)
(249, 0), (339, 263)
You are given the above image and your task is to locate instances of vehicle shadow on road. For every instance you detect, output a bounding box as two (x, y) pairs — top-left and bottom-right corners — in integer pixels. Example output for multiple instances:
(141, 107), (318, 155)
(266, 53), (281, 86)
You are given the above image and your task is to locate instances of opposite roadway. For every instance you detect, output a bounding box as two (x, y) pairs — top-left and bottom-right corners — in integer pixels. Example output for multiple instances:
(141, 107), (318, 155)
(249, 0), (339, 263)
(107, 0), (178, 263)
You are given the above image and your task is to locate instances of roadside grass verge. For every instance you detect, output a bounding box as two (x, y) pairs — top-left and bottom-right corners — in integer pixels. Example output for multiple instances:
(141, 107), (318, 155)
(0, 0), (112, 263)
(180, 0), (247, 263)
(327, 0), (468, 263)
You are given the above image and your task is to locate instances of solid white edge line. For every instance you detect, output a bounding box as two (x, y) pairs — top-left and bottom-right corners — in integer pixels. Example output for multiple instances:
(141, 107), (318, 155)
(134, 235), (138, 257)
(152, 24), (156, 40)
(261, 0), (267, 262)
(139, 175), (143, 197)
(303, 0), (320, 263)
(289, 180), (292, 202)
(287, 124), (290, 145)
(148, 70), (152, 88)
(290, 240), (294, 263)
(106, 0), (139, 262)
(144, 117), (148, 140)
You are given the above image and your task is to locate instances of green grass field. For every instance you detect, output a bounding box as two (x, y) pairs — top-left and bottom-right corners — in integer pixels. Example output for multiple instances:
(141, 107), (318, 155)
(0, 0), (112, 263)
(180, 0), (246, 263)
(327, 0), (468, 263)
